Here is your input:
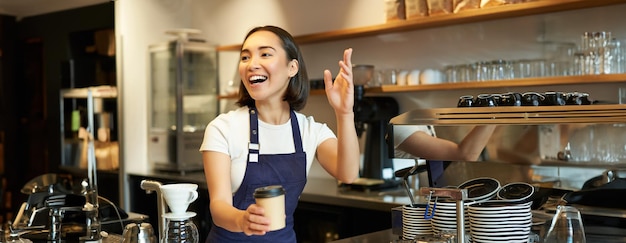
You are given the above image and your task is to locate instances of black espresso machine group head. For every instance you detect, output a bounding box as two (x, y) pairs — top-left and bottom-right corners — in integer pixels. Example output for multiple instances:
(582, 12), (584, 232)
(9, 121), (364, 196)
(354, 94), (399, 181)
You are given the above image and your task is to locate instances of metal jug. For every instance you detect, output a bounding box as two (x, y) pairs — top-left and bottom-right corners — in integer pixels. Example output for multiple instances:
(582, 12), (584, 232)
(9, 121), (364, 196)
(122, 222), (157, 243)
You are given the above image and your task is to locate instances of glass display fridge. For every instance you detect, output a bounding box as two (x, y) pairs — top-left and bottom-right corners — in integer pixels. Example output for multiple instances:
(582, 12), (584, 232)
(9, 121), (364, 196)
(148, 29), (219, 173)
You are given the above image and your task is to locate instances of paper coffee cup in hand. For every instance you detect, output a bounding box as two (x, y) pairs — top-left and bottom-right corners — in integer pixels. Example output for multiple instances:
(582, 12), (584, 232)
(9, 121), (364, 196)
(160, 183), (199, 215)
(253, 185), (286, 231)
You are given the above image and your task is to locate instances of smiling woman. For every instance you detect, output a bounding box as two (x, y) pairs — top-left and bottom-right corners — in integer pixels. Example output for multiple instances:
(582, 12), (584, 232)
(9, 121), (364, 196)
(200, 25), (360, 242)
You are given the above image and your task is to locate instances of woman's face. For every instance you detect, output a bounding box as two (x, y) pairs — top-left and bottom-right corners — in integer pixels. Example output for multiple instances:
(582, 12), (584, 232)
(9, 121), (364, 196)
(239, 30), (298, 103)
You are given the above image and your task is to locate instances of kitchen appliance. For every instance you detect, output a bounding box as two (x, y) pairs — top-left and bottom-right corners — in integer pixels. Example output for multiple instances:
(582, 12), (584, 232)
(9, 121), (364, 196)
(12, 174), (134, 242)
(148, 29), (219, 173)
(351, 65), (399, 188)
(563, 168), (626, 210)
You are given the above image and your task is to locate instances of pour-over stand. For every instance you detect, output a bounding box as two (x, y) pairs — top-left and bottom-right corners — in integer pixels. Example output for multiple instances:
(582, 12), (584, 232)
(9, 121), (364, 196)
(162, 212), (197, 221)
(161, 203), (199, 242)
(161, 213), (199, 243)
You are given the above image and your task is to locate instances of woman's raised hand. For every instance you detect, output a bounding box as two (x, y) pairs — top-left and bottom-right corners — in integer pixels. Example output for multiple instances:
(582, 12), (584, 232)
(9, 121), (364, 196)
(323, 48), (354, 116)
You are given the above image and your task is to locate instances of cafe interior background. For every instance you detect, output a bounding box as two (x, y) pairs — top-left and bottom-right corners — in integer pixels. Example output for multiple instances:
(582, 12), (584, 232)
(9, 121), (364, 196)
(0, 0), (625, 241)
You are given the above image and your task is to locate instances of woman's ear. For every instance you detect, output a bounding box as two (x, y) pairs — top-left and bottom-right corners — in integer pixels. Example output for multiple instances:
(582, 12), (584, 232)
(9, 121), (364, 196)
(288, 59), (299, 77)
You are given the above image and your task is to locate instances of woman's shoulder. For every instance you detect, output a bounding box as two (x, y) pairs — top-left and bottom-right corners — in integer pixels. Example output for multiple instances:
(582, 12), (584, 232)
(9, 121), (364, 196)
(216, 107), (249, 119)
(210, 107), (249, 127)
(293, 111), (321, 125)
(293, 111), (332, 133)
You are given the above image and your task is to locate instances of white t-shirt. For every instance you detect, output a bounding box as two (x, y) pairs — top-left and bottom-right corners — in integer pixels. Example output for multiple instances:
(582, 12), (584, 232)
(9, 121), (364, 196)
(392, 125), (436, 159)
(199, 107), (336, 193)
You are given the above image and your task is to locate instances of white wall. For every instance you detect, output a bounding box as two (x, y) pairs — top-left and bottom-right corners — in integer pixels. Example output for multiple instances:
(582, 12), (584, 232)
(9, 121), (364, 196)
(116, 0), (388, 175)
(116, 1), (626, 202)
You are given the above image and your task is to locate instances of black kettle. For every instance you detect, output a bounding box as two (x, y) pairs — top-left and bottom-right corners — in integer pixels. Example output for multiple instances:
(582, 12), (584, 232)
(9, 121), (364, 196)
(581, 169), (626, 189)
(564, 169), (626, 209)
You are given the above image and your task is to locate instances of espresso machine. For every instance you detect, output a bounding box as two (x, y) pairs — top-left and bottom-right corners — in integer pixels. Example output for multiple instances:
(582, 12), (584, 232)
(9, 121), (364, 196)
(352, 65), (399, 189)
(11, 174), (132, 242)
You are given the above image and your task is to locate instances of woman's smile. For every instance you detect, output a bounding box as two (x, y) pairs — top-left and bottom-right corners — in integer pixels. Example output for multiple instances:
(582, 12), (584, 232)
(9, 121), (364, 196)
(249, 75), (268, 84)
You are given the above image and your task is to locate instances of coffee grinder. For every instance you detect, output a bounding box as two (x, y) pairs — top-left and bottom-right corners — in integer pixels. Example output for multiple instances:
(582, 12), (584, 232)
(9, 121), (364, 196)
(352, 65), (399, 189)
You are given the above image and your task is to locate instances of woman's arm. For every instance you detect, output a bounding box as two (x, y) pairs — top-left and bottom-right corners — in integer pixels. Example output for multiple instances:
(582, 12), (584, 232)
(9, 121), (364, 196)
(202, 151), (270, 235)
(397, 125), (496, 161)
(316, 48), (360, 183)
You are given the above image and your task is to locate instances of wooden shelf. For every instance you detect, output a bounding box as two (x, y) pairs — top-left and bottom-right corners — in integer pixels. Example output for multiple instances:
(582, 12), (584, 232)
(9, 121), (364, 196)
(61, 85), (118, 99)
(218, 74), (626, 99)
(390, 104), (626, 125)
(378, 74), (626, 93)
(216, 0), (626, 51)
(218, 94), (237, 99)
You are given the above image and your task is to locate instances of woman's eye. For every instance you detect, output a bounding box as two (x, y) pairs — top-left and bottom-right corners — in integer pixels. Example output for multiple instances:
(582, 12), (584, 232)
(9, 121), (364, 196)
(240, 56), (250, 61)
(261, 52), (272, 57)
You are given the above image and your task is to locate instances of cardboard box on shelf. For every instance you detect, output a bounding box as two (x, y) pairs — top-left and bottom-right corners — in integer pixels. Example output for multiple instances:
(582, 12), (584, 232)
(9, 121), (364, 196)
(427, 0), (453, 16)
(405, 0), (429, 19)
(385, 0), (406, 22)
(454, 0), (481, 13)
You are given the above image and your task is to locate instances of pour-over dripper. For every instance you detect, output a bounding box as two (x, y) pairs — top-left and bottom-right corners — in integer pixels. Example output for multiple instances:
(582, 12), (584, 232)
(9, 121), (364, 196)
(160, 183), (198, 216)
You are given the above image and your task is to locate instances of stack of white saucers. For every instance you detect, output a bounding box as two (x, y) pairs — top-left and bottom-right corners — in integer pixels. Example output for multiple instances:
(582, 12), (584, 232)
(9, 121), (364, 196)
(428, 200), (470, 235)
(402, 204), (432, 240)
(467, 201), (533, 243)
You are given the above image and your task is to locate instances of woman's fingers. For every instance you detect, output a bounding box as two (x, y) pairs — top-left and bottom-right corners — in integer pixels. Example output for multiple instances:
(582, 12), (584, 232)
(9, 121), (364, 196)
(338, 48), (353, 83)
(243, 204), (270, 235)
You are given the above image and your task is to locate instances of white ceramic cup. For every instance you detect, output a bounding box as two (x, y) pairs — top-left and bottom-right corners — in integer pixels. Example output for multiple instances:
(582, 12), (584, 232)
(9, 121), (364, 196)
(420, 69), (443, 84)
(397, 70), (409, 86)
(253, 185), (286, 231)
(407, 69), (421, 85)
(160, 183), (199, 215)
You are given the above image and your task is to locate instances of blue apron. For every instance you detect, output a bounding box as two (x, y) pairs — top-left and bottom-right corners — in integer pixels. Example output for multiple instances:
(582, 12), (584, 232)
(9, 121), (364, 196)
(206, 107), (307, 242)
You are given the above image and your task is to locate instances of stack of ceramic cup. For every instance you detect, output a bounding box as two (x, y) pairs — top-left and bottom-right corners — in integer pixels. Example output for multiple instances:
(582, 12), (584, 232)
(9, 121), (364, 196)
(467, 201), (533, 243)
(428, 200), (470, 235)
(402, 204), (432, 240)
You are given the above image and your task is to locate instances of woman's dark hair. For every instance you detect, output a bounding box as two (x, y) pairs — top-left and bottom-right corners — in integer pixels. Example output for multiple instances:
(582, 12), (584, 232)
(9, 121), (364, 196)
(236, 25), (309, 111)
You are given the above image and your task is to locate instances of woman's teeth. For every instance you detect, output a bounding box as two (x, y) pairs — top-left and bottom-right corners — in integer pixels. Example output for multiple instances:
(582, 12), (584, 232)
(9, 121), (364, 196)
(250, 75), (267, 84)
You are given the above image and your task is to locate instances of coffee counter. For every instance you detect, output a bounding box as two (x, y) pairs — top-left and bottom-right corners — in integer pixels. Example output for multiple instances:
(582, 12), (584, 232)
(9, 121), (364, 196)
(128, 171), (413, 212)
(127, 171), (626, 242)
(128, 171), (412, 240)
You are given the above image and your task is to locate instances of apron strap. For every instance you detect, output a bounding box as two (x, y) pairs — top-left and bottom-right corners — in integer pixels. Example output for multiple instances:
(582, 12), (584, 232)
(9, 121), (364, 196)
(248, 107), (304, 162)
(289, 110), (304, 153)
(248, 107), (260, 162)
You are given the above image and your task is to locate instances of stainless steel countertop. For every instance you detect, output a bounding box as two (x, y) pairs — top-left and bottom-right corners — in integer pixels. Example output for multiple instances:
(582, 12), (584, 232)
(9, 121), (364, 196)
(129, 171), (413, 212)
(301, 178), (412, 212)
